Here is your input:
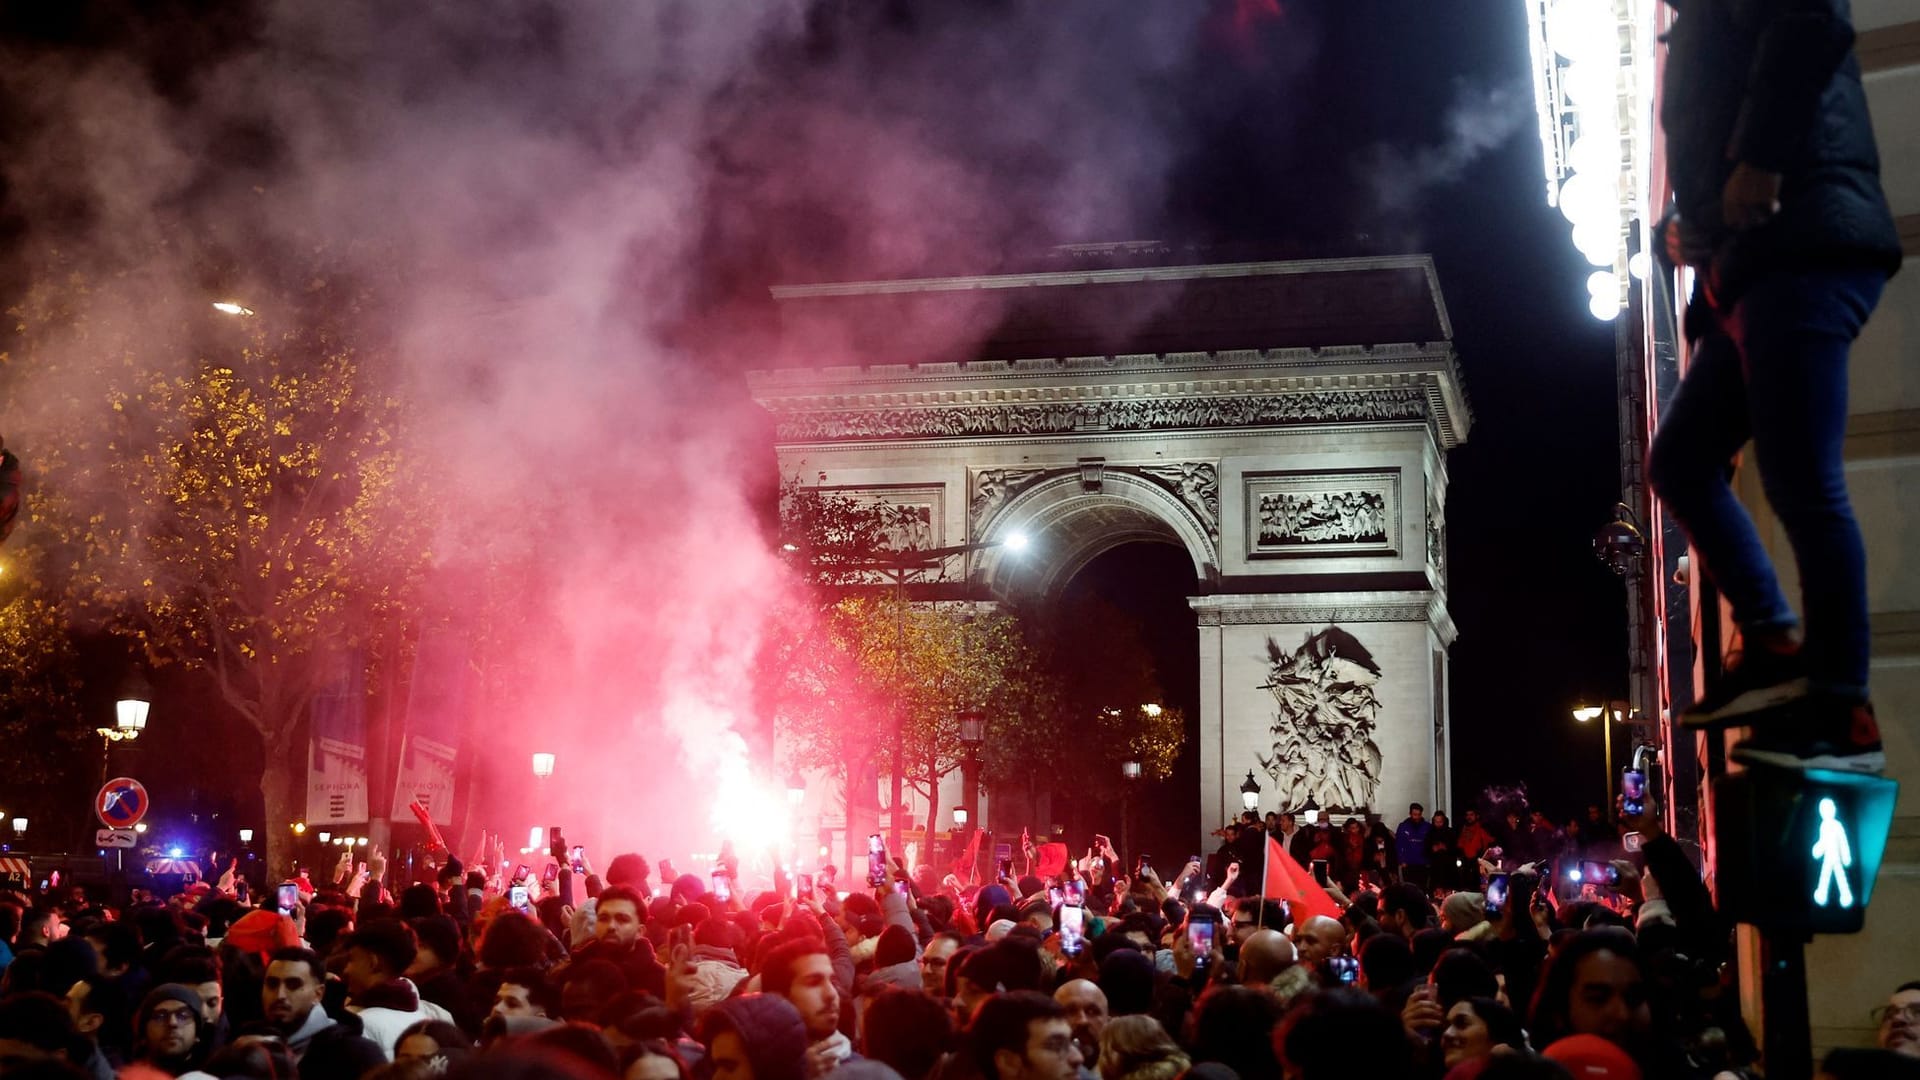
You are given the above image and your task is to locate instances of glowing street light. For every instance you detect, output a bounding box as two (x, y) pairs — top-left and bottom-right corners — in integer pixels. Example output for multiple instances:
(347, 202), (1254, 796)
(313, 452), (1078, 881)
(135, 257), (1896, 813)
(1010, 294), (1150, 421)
(292, 821), (306, 835)
(238, 829), (254, 844)
(211, 301), (255, 317)
(1142, 703), (1163, 718)
(1240, 771), (1262, 813)
(531, 752), (556, 779)
(318, 831), (331, 843)
(1298, 795), (1322, 826)
(11, 817), (26, 836)
(952, 806), (969, 828)
(135, 822), (148, 834)
(356, 836), (368, 847)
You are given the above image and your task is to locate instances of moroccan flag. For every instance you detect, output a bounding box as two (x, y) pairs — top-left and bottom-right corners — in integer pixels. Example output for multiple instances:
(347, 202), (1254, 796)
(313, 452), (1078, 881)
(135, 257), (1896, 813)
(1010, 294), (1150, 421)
(1265, 835), (1343, 924)
(951, 828), (985, 877)
(1035, 843), (1071, 880)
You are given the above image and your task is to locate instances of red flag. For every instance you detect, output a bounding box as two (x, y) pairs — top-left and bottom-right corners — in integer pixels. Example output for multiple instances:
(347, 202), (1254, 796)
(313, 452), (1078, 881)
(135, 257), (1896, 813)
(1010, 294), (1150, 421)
(1035, 842), (1070, 880)
(951, 828), (985, 877)
(1265, 836), (1343, 924)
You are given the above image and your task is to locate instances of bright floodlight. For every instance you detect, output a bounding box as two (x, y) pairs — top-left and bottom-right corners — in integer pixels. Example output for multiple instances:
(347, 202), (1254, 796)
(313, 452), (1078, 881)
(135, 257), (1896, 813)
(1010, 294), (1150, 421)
(531, 752), (556, 778)
(1003, 532), (1030, 553)
(1589, 294), (1619, 321)
(211, 301), (255, 317)
(238, 829), (253, 843)
(1573, 706), (1605, 723)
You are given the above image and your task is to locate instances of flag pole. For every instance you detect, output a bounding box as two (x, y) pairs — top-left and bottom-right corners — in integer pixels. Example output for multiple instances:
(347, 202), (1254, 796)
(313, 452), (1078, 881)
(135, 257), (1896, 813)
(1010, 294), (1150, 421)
(1260, 827), (1272, 927)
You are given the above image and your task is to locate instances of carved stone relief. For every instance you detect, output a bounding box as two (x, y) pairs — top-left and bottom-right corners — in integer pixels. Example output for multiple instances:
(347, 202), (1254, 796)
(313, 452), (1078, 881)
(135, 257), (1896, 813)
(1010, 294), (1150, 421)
(970, 461), (1221, 542)
(1256, 626), (1384, 814)
(772, 388), (1430, 443)
(1246, 470), (1400, 558)
(1425, 496), (1446, 574)
(1139, 463), (1220, 540)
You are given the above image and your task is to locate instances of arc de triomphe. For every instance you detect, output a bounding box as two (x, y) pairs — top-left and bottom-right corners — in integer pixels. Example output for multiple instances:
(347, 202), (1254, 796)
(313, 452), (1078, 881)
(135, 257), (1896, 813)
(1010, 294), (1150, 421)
(749, 253), (1471, 836)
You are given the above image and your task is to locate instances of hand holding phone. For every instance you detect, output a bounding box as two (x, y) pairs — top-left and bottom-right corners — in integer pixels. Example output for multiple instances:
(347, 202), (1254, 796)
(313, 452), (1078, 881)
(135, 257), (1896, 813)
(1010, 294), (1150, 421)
(1621, 769), (1647, 817)
(1485, 873), (1511, 918)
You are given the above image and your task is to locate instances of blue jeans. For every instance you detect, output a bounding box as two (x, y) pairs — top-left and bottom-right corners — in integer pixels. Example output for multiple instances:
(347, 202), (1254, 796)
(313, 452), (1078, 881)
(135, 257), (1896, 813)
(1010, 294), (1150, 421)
(1648, 269), (1886, 699)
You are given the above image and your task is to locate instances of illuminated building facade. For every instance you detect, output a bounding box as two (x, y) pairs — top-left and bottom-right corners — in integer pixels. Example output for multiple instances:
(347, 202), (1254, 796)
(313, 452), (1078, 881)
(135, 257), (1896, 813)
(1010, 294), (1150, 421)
(749, 252), (1469, 852)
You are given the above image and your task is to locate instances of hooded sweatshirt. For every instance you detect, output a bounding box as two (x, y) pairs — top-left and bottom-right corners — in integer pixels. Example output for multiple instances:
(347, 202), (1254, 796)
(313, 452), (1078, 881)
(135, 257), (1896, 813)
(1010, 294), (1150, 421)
(349, 977), (455, 1057)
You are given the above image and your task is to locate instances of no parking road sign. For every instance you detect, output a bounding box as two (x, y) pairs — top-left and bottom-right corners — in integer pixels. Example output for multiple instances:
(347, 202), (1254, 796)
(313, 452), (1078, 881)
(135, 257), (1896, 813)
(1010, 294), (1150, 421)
(96, 777), (149, 829)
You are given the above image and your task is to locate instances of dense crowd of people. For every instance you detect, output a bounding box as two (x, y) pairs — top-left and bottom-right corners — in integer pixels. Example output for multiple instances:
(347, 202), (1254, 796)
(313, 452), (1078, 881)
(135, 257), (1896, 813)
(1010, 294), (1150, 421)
(1, 795), (1915, 1080)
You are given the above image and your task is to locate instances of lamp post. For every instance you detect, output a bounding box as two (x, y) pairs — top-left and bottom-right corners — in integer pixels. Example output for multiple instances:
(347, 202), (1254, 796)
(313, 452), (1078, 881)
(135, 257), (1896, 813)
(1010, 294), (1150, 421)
(10, 818), (24, 839)
(1573, 702), (1626, 805)
(957, 711), (984, 843)
(1297, 795), (1322, 826)
(98, 671), (152, 786)
(1121, 759), (1142, 869)
(531, 753), (556, 780)
(1240, 770), (1262, 814)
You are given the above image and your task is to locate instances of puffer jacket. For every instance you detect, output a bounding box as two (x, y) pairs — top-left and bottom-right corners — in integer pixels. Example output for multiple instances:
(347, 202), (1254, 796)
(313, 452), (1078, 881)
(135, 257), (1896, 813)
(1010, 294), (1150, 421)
(1662, 0), (1901, 304)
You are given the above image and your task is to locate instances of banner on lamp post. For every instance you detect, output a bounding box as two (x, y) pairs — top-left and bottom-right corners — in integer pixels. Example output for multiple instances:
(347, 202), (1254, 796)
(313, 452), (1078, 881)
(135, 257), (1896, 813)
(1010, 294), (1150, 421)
(304, 660), (369, 825)
(391, 630), (470, 827)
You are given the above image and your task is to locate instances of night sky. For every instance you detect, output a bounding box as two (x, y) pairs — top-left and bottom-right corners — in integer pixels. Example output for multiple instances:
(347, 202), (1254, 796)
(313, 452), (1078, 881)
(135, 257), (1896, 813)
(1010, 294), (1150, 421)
(0, 0), (1633, 842)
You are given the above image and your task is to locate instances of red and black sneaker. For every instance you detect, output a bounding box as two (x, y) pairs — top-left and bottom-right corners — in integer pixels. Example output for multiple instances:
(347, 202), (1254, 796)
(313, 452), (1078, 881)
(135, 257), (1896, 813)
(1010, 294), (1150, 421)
(1680, 643), (1807, 729)
(1731, 697), (1886, 775)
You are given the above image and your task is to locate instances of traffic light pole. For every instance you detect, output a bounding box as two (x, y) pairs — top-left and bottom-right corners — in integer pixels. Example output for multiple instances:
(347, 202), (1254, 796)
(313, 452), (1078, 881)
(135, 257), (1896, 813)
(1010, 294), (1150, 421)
(1760, 932), (1812, 1080)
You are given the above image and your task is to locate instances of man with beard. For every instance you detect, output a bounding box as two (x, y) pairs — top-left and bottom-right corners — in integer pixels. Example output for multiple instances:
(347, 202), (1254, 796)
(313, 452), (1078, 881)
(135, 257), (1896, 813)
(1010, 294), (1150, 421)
(562, 884), (664, 997)
(262, 947), (345, 1060)
(1051, 979), (1107, 1077)
(761, 937), (855, 1077)
(131, 984), (206, 1076)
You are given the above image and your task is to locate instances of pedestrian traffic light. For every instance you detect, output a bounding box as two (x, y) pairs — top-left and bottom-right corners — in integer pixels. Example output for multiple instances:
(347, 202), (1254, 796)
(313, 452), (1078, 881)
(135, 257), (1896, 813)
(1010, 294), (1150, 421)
(1714, 765), (1899, 934)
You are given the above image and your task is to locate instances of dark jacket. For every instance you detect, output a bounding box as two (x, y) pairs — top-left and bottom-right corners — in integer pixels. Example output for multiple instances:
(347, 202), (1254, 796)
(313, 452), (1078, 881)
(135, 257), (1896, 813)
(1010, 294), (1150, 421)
(1662, 0), (1900, 304)
(564, 936), (666, 998)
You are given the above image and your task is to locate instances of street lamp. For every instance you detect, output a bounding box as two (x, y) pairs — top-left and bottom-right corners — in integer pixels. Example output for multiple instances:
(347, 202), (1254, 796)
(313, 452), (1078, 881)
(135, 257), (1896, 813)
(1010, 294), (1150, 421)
(1298, 795), (1322, 826)
(238, 828), (253, 844)
(134, 822), (148, 834)
(318, 831), (331, 844)
(1240, 771), (1262, 813)
(952, 806), (969, 829)
(10, 818), (25, 837)
(1573, 702), (1626, 806)
(531, 752), (556, 779)
(292, 821), (306, 835)
(1121, 759), (1142, 867)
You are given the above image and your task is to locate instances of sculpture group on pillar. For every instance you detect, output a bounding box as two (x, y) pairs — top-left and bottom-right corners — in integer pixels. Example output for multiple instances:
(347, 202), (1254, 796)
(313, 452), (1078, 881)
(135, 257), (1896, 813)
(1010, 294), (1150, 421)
(1256, 626), (1384, 813)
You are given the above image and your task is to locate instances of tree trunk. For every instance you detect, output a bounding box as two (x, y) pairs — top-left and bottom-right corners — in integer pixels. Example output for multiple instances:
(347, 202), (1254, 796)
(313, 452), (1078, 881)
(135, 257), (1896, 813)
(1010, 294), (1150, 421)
(261, 733), (300, 882)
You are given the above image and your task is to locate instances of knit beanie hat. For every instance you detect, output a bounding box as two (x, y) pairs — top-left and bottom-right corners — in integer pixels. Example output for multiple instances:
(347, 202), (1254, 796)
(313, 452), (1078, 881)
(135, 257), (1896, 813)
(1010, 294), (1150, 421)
(703, 994), (808, 1080)
(874, 924), (918, 968)
(1442, 891), (1487, 933)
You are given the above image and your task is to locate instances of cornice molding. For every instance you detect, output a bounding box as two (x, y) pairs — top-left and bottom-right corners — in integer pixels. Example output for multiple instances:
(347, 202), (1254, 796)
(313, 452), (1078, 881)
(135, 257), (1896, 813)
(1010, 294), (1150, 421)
(747, 342), (1456, 393)
(1190, 591), (1455, 641)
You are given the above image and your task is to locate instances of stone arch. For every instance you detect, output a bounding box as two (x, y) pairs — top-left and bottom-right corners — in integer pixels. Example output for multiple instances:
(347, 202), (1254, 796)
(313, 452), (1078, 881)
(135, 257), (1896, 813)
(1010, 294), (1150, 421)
(977, 470), (1219, 598)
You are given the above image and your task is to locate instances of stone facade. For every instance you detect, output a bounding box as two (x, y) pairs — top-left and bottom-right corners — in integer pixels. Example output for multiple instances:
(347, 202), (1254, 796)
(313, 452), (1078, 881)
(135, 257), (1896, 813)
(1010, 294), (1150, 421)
(750, 254), (1470, 845)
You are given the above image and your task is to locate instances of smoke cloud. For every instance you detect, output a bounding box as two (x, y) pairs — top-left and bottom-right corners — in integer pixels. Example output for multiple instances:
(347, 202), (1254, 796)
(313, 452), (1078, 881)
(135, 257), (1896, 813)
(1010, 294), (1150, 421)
(1363, 77), (1530, 218)
(0, 0), (1247, 862)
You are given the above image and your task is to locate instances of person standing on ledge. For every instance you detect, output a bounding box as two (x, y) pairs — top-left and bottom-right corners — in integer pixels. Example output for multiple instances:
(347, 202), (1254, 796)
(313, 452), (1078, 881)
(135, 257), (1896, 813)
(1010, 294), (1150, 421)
(1648, 0), (1901, 773)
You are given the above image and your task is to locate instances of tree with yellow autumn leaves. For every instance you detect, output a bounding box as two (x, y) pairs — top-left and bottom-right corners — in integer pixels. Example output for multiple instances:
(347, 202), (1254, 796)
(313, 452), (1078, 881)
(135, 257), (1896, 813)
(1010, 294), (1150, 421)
(2, 246), (431, 874)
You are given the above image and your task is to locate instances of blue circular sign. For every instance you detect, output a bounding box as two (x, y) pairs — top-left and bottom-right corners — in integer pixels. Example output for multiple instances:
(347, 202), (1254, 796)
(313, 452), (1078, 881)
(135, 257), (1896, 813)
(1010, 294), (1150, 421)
(97, 778), (149, 828)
